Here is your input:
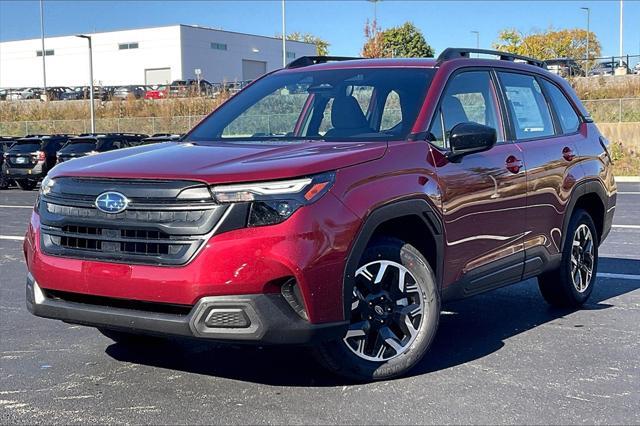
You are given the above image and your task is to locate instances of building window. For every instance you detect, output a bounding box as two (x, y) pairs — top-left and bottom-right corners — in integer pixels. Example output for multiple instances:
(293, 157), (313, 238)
(286, 51), (296, 59)
(36, 49), (54, 57)
(211, 42), (228, 51)
(118, 42), (139, 50)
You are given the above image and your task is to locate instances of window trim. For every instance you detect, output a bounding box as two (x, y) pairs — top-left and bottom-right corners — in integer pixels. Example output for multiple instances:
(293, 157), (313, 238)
(425, 66), (509, 152)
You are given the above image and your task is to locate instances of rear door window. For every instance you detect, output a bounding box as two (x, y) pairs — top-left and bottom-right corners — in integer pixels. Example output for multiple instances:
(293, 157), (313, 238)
(497, 72), (555, 140)
(540, 80), (581, 134)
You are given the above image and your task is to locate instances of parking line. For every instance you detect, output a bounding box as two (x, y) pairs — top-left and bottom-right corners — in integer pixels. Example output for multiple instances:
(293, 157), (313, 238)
(0, 205), (33, 209)
(0, 236), (24, 241)
(597, 272), (640, 281)
(612, 224), (640, 229)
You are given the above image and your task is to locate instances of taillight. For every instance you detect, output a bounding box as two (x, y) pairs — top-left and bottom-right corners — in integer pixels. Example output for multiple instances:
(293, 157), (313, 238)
(36, 151), (45, 161)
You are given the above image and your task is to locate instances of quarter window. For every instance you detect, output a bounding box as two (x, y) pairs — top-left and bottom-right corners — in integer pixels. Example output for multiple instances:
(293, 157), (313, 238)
(380, 90), (402, 132)
(541, 80), (581, 134)
(429, 70), (503, 148)
(498, 72), (555, 140)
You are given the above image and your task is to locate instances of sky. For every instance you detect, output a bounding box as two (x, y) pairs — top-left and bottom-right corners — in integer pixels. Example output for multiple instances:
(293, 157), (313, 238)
(0, 0), (638, 59)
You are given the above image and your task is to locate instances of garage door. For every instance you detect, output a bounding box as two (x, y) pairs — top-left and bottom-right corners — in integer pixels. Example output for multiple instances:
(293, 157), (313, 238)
(242, 60), (267, 81)
(145, 68), (171, 85)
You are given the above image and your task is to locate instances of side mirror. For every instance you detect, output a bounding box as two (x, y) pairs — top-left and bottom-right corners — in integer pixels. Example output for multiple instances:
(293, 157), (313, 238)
(447, 122), (497, 162)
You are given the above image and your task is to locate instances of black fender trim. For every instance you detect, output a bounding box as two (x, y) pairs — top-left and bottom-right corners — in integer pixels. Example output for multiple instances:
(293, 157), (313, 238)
(341, 198), (443, 320)
(561, 179), (611, 248)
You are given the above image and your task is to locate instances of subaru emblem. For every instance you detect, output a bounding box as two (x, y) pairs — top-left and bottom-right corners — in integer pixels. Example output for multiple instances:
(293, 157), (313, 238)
(95, 191), (129, 214)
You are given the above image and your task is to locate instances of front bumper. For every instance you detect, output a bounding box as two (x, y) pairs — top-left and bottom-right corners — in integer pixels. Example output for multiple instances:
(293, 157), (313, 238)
(26, 273), (346, 344)
(4, 164), (44, 179)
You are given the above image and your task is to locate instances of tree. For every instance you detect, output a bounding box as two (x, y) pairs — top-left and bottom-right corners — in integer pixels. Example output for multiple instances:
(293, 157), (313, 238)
(362, 21), (434, 58)
(280, 32), (330, 56)
(492, 28), (601, 61)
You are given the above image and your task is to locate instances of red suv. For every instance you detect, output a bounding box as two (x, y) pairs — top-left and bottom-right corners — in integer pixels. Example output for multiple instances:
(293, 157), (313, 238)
(25, 49), (616, 381)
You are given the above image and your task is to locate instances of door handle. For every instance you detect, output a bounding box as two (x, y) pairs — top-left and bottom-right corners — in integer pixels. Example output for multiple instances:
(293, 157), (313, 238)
(562, 146), (575, 161)
(506, 155), (523, 174)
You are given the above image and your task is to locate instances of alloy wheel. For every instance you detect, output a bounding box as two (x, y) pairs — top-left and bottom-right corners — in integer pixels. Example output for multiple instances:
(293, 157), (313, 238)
(571, 224), (595, 293)
(344, 260), (424, 362)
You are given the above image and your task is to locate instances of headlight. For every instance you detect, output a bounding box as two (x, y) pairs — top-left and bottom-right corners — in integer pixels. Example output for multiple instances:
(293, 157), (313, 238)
(40, 176), (55, 195)
(211, 172), (335, 227)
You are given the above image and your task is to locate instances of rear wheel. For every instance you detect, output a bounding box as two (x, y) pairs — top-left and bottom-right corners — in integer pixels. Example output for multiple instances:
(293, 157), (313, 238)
(538, 209), (598, 308)
(0, 176), (9, 190)
(16, 179), (36, 191)
(315, 237), (440, 381)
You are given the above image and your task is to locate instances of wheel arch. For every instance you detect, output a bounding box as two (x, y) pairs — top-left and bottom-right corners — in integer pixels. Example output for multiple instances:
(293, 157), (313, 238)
(342, 198), (443, 320)
(562, 179), (607, 247)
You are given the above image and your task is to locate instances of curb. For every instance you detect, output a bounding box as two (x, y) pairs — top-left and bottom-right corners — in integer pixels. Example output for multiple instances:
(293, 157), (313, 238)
(615, 176), (640, 183)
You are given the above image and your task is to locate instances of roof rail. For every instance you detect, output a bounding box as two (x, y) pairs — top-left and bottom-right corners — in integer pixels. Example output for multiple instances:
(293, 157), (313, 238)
(437, 48), (545, 68)
(286, 56), (361, 69)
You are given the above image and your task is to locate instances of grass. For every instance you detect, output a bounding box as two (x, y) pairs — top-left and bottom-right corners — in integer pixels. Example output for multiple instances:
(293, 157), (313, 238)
(610, 141), (640, 176)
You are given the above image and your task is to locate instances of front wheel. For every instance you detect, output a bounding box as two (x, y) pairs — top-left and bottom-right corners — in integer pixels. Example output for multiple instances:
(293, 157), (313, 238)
(315, 237), (440, 381)
(538, 209), (599, 308)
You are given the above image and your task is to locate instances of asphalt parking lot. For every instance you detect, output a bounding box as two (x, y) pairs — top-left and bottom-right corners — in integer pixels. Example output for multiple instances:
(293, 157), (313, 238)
(1, 182), (638, 425)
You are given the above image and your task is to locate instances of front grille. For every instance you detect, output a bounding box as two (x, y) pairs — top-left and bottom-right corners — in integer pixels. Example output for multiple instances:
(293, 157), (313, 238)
(39, 177), (229, 266)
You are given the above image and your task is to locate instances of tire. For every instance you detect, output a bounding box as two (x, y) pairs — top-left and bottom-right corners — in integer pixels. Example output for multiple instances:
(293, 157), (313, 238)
(0, 176), (9, 190)
(538, 209), (598, 308)
(98, 328), (165, 345)
(16, 179), (36, 191)
(314, 237), (440, 381)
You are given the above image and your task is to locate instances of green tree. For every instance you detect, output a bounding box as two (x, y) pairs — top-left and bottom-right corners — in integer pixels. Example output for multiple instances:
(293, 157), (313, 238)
(493, 28), (601, 61)
(280, 32), (330, 56)
(362, 22), (434, 58)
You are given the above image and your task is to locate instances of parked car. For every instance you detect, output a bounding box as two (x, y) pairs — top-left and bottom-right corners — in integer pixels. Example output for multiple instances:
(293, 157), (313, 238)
(112, 85), (146, 100)
(59, 87), (85, 101)
(25, 49), (616, 381)
(0, 136), (19, 189)
(0, 89), (8, 101)
(168, 79), (213, 97)
(3, 134), (71, 190)
(56, 133), (148, 163)
(545, 58), (584, 77)
(589, 60), (631, 76)
(634, 63), (640, 75)
(6, 87), (41, 101)
(144, 85), (169, 100)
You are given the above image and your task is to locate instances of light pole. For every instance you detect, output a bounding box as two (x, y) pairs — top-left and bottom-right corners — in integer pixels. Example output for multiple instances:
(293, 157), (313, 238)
(281, 0), (286, 67)
(368, 0), (381, 24)
(471, 30), (480, 56)
(580, 7), (590, 73)
(76, 35), (95, 133)
(619, 0), (624, 58)
(39, 0), (47, 100)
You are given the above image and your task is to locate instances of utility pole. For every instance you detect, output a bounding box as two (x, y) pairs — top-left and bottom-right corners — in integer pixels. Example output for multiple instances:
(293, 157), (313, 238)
(76, 35), (95, 133)
(39, 0), (47, 100)
(581, 7), (590, 72)
(281, 0), (286, 67)
(368, 0), (381, 24)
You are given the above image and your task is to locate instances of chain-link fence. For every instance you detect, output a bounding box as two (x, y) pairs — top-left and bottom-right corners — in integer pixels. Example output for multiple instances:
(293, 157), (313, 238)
(582, 98), (640, 122)
(0, 99), (637, 136)
(0, 116), (207, 136)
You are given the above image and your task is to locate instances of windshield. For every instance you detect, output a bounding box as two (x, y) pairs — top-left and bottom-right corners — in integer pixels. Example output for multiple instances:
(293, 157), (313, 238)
(60, 139), (97, 153)
(186, 67), (435, 143)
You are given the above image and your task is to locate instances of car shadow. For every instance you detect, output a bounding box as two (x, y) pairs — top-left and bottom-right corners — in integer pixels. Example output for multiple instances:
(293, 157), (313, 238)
(105, 257), (639, 386)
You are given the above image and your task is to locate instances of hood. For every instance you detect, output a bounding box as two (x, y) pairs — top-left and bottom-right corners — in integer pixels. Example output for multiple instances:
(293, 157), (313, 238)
(50, 140), (387, 184)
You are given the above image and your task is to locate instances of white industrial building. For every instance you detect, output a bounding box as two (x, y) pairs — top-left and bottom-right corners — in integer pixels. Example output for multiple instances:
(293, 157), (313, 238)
(0, 24), (316, 88)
